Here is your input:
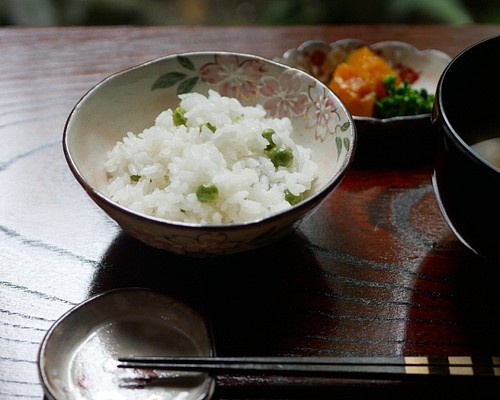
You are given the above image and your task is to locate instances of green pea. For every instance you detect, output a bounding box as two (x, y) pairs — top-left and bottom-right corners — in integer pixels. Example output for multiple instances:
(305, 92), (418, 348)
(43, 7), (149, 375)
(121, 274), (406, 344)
(269, 146), (294, 168)
(262, 128), (276, 151)
(173, 106), (187, 126)
(196, 183), (219, 203)
(130, 174), (141, 182)
(284, 189), (304, 206)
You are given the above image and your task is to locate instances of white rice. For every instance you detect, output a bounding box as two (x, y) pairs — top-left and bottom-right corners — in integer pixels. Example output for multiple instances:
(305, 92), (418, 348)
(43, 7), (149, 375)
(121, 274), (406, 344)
(104, 90), (318, 224)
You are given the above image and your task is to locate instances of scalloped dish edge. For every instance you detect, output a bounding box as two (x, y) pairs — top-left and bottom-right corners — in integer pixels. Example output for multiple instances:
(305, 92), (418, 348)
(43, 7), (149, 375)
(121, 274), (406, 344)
(277, 39), (452, 122)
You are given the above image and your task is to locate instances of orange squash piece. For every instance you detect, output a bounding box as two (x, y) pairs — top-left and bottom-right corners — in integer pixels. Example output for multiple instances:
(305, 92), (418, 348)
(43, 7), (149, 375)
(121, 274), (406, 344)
(329, 63), (376, 117)
(328, 46), (401, 117)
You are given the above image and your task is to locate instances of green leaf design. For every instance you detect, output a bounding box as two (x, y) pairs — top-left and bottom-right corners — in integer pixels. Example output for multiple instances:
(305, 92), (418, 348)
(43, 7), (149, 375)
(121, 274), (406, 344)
(177, 56), (195, 71)
(177, 76), (199, 95)
(336, 136), (342, 159)
(152, 72), (187, 90)
(340, 121), (351, 132)
(343, 137), (350, 151)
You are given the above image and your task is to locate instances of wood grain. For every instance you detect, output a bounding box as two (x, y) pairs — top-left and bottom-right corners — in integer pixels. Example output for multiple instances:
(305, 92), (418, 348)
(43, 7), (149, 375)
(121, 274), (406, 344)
(1, 25), (500, 400)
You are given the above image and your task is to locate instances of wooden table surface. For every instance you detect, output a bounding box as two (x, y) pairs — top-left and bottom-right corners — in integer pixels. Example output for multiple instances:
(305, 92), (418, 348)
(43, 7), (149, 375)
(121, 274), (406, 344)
(1, 24), (500, 400)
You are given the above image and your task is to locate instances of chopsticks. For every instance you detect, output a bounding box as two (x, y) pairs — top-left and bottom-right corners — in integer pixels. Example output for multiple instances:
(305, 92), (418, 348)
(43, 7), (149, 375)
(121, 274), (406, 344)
(117, 355), (500, 381)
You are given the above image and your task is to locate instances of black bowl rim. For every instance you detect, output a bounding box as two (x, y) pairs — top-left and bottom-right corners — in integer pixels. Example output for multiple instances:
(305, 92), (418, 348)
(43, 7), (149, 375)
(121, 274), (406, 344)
(435, 34), (500, 175)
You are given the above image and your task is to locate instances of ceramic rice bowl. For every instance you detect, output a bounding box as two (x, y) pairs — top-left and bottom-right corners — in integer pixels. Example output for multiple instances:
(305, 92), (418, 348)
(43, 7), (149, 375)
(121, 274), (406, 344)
(63, 51), (356, 256)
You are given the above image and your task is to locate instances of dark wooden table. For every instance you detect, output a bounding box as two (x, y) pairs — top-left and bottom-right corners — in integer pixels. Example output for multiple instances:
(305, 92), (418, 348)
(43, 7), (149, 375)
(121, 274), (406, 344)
(1, 24), (500, 400)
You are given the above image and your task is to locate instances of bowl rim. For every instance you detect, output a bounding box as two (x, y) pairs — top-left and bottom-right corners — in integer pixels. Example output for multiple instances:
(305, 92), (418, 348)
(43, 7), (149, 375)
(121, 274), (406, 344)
(63, 50), (357, 229)
(37, 287), (215, 400)
(435, 34), (500, 175)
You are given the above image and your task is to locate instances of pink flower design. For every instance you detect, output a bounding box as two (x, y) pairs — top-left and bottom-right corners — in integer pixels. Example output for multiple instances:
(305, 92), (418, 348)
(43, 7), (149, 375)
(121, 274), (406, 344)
(200, 54), (266, 100)
(258, 70), (309, 118)
(302, 49), (332, 83)
(306, 83), (342, 141)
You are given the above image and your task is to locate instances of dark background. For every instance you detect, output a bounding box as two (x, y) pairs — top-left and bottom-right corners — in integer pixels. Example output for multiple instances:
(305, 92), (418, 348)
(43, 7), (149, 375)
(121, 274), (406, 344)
(0, 0), (499, 26)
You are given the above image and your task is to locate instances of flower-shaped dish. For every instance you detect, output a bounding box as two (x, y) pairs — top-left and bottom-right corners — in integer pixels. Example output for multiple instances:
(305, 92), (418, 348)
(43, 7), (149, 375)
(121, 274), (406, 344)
(278, 39), (452, 166)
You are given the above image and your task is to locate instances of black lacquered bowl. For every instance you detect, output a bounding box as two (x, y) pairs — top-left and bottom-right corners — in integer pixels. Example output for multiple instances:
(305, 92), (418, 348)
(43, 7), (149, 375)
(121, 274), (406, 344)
(432, 35), (500, 262)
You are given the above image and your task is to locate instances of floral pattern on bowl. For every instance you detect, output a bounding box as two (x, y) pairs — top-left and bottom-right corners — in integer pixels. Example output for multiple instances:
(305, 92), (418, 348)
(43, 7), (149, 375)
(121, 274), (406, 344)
(151, 53), (351, 146)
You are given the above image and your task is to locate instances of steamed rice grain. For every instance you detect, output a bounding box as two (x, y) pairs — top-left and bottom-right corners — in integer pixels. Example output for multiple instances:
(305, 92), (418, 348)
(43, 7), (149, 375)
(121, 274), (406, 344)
(104, 90), (318, 224)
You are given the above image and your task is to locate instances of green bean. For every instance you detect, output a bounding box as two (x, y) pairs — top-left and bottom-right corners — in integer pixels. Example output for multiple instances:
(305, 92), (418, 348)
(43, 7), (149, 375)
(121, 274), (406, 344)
(284, 189), (304, 205)
(196, 183), (219, 203)
(262, 128), (276, 151)
(172, 106), (187, 126)
(200, 122), (216, 133)
(269, 146), (294, 168)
